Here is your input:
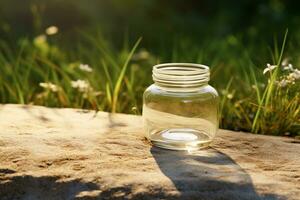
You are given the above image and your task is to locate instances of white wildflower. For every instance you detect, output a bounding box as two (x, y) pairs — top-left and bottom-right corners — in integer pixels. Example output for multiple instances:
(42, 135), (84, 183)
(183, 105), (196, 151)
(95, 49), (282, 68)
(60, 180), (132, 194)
(277, 79), (288, 88)
(263, 63), (277, 74)
(283, 64), (294, 71)
(71, 79), (91, 92)
(281, 58), (290, 66)
(290, 69), (300, 80)
(34, 34), (47, 44)
(79, 64), (93, 72)
(276, 68), (299, 88)
(132, 49), (150, 60)
(227, 93), (234, 99)
(287, 73), (295, 82)
(39, 82), (59, 92)
(45, 26), (58, 35)
(138, 50), (150, 59)
(132, 106), (137, 112)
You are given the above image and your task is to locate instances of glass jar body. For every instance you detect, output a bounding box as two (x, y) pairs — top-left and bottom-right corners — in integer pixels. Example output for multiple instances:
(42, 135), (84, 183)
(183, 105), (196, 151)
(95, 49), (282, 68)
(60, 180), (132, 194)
(143, 84), (219, 150)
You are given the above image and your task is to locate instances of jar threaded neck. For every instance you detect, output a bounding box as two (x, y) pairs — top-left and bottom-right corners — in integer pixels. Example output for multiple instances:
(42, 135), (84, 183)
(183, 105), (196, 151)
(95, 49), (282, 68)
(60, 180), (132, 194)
(152, 63), (210, 88)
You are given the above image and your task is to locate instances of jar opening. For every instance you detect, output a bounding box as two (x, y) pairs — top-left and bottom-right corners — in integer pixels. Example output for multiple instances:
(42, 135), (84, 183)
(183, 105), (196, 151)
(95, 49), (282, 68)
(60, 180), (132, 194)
(152, 63), (210, 88)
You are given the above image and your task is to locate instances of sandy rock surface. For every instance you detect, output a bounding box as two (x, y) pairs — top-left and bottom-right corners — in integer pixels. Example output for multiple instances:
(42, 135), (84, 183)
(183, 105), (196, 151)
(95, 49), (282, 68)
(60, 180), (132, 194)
(0, 104), (299, 200)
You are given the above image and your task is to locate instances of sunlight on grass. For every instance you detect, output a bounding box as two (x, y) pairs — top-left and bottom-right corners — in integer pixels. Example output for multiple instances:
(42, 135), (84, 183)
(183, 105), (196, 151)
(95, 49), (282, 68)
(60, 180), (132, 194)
(0, 29), (299, 136)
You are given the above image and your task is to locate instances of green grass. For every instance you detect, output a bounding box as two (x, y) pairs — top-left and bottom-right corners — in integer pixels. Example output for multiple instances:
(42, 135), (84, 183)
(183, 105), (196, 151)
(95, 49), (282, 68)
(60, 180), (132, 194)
(0, 29), (299, 137)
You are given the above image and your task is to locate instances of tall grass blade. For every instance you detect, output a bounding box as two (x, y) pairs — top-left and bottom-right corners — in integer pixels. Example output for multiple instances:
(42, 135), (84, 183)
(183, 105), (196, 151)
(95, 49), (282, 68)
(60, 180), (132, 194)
(111, 37), (142, 112)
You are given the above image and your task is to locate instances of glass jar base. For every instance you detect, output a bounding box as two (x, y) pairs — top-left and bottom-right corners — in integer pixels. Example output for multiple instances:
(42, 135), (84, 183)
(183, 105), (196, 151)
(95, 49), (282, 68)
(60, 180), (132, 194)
(149, 128), (212, 150)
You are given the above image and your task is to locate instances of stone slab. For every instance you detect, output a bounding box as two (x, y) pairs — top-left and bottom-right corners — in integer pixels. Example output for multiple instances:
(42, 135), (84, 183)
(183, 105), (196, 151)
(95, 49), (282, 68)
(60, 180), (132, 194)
(0, 104), (299, 200)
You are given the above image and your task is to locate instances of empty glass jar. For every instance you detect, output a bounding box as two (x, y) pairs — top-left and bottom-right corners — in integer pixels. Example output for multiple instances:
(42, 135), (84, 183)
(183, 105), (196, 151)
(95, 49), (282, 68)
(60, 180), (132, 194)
(143, 63), (219, 150)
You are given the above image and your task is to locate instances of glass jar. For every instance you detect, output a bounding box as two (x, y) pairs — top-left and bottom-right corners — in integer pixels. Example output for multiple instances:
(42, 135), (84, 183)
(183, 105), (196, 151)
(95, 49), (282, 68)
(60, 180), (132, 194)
(143, 63), (219, 150)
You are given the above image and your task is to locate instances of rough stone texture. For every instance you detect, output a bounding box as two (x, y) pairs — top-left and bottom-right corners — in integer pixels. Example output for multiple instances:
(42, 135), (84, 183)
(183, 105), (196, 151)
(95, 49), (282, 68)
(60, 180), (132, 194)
(0, 104), (299, 200)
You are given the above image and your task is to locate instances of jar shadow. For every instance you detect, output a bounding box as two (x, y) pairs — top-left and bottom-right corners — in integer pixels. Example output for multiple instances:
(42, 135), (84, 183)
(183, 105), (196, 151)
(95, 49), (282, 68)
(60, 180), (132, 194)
(150, 147), (283, 200)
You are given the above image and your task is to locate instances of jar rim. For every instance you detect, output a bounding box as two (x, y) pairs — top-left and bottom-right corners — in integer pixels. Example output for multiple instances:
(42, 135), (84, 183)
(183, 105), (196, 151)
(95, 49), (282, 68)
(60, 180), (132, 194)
(153, 62), (209, 69)
(153, 63), (209, 75)
(152, 63), (210, 88)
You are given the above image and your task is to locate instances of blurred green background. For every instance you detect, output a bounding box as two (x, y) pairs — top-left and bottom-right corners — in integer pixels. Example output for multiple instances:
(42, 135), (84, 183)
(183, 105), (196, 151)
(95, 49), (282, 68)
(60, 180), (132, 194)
(0, 0), (299, 136)
(2, 0), (300, 49)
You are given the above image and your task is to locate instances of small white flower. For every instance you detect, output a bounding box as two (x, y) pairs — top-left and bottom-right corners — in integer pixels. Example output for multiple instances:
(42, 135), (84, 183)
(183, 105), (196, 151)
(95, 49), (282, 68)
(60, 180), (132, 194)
(71, 79), (91, 92)
(283, 64), (294, 71)
(287, 73), (296, 82)
(263, 63), (278, 74)
(79, 64), (93, 72)
(290, 69), (300, 80)
(227, 93), (233, 99)
(132, 106), (137, 112)
(39, 82), (59, 92)
(139, 50), (150, 59)
(132, 49), (150, 60)
(277, 79), (288, 88)
(281, 58), (290, 66)
(45, 26), (58, 35)
(34, 34), (47, 44)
